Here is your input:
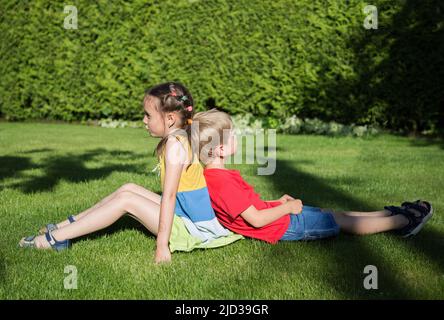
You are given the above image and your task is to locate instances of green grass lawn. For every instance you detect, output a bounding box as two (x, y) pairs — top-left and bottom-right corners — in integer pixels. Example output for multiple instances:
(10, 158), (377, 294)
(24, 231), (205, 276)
(1, 122), (443, 299)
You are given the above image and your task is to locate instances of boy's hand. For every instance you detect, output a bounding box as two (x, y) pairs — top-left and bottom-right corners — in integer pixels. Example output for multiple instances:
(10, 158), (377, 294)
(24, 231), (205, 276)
(278, 194), (296, 204)
(285, 199), (303, 214)
(155, 246), (172, 264)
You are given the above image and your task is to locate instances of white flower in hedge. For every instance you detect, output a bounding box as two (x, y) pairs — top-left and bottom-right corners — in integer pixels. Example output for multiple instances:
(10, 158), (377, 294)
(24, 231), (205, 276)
(327, 121), (344, 135)
(231, 113), (254, 130)
(282, 115), (303, 134)
(231, 113), (263, 135)
(352, 125), (368, 137)
(369, 126), (380, 135)
(250, 119), (264, 130)
(97, 118), (144, 129)
(304, 118), (328, 134)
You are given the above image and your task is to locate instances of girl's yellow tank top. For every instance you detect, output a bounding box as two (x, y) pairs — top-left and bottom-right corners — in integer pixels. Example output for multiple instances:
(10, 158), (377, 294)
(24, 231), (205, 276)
(158, 134), (207, 192)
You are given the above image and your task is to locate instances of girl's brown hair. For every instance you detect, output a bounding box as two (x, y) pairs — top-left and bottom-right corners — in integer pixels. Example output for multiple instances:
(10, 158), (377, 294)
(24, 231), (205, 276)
(143, 82), (194, 160)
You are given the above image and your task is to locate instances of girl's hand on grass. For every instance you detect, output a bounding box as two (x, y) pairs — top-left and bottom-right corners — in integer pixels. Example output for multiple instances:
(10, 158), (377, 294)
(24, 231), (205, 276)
(278, 194), (296, 203)
(285, 199), (303, 214)
(155, 246), (172, 264)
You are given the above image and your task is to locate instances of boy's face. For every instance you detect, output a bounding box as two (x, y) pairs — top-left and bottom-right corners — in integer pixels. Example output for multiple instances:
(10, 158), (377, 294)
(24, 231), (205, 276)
(216, 128), (237, 159)
(201, 128), (237, 166)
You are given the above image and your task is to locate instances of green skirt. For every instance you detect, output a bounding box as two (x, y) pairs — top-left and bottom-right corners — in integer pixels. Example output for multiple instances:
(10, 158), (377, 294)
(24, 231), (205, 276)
(169, 215), (244, 253)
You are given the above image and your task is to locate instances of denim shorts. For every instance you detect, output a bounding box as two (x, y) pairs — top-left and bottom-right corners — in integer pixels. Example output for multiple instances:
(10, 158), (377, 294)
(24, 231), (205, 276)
(280, 205), (340, 241)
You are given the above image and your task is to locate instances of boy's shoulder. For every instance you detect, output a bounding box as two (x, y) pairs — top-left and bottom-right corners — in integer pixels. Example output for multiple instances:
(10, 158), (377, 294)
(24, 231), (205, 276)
(204, 169), (244, 185)
(204, 168), (240, 176)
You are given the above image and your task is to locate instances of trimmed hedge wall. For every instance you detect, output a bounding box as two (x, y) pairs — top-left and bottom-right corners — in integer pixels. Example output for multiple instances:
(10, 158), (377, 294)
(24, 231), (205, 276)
(0, 0), (443, 134)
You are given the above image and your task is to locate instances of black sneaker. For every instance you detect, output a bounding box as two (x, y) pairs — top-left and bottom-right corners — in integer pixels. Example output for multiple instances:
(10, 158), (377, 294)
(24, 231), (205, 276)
(385, 200), (432, 217)
(394, 201), (433, 237)
(401, 200), (432, 212)
(384, 205), (406, 216)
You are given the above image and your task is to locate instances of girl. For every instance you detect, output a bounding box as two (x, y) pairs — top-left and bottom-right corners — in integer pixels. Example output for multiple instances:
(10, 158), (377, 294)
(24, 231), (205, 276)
(194, 109), (434, 243)
(19, 82), (242, 263)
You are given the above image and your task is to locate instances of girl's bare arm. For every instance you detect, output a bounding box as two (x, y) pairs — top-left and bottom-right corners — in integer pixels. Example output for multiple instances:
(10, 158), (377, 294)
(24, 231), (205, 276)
(155, 137), (187, 263)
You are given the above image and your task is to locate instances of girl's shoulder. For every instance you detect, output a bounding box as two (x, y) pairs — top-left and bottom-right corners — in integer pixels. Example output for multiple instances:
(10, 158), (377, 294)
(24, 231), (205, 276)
(161, 133), (192, 165)
(164, 133), (188, 146)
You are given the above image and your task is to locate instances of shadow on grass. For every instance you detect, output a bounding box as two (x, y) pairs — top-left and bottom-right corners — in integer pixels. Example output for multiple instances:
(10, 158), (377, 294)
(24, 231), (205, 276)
(268, 159), (414, 298)
(20, 148), (54, 154)
(248, 0), (444, 298)
(394, 227), (444, 272)
(0, 156), (34, 183)
(242, 159), (442, 299)
(1, 148), (156, 194)
(1, 147), (160, 253)
(407, 137), (444, 150)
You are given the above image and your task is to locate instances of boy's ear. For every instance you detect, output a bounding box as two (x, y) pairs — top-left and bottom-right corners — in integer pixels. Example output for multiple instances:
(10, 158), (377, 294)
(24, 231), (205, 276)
(213, 144), (225, 158)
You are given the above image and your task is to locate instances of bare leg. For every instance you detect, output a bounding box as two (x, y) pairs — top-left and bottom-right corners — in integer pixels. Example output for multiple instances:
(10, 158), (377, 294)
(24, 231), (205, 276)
(50, 189), (121, 230)
(50, 183), (161, 229)
(26, 190), (161, 249)
(320, 208), (392, 217)
(330, 212), (409, 235)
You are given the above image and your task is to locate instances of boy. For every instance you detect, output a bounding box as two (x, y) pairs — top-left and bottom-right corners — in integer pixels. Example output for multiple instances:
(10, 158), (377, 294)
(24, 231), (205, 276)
(192, 109), (433, 243)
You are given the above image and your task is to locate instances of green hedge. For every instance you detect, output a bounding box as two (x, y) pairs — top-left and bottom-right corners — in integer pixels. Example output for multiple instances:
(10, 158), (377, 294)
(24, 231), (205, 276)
(1, 0), (443, 134)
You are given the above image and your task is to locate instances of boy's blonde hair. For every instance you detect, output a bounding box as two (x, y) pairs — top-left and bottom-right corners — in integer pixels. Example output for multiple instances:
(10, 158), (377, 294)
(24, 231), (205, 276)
(192, 108), (233, 165)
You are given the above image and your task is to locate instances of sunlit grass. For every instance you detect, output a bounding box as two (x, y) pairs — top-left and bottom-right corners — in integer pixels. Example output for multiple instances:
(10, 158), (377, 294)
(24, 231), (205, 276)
(1, 122), (443, 299)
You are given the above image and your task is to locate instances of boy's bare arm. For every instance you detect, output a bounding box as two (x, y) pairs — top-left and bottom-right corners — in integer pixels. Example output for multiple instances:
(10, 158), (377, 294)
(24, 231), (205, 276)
(240, 200), (303, 228)
(264, 194), (296, 204)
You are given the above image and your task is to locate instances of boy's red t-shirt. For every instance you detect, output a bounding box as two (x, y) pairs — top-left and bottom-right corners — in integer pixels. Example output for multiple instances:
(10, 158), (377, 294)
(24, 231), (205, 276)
(203, 168), (290, 244)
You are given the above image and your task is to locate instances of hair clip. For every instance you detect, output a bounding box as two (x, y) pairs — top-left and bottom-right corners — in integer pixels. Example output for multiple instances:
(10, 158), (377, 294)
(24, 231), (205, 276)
(180, 95), (188, 102)
(186, 106), (193, 112)
(171, 92), (177, 97)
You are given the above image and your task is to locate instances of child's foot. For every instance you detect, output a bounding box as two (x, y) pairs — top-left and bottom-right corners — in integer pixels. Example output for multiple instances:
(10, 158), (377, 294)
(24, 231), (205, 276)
(19, 234), (53, 249)
(395, 200), (433, 237)
(19, 231), (71, 251)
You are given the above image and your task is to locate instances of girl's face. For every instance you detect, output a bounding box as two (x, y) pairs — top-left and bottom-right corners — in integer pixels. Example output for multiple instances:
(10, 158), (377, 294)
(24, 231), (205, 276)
(143, 96), (167, 137)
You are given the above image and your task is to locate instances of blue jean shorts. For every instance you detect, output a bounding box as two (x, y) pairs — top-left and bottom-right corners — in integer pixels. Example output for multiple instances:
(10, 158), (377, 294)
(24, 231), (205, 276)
(280, 205), (340, 241)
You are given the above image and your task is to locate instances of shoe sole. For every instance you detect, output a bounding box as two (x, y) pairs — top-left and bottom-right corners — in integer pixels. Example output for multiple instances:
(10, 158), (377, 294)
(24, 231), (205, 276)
(403, 204), (434, 237)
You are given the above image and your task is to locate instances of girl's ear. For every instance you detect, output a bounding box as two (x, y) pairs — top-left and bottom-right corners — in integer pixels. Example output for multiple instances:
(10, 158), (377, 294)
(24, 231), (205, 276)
(165, 112), (177, 128)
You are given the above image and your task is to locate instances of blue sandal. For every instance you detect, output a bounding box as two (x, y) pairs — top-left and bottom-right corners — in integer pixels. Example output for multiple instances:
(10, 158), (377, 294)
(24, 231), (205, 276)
(39, 215), (76, 234)
(19, 235), (38, 248)
(19, 231), (71, 251)
(44, 231), (71, 251)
